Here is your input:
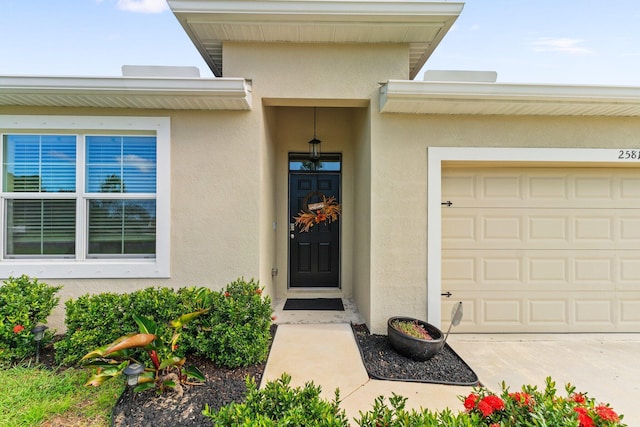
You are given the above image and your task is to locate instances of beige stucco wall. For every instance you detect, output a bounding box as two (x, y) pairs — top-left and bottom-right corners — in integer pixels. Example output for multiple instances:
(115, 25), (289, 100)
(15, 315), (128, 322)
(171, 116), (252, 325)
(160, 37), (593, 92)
(352, 108), (373, 327)
(223, 42), (410, 100)
(367, 113), (640, 333)
(7, 40), (640, 336)
(225, 42), (408, 317)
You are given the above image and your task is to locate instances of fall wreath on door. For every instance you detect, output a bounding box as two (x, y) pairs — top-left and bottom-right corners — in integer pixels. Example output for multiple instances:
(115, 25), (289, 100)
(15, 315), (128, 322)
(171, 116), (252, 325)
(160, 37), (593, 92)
(293, 191), (341, 232)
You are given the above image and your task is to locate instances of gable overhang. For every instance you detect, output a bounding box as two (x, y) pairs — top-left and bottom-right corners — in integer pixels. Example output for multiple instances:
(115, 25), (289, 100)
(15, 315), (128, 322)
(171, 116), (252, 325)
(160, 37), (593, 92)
(380, 80), (640, 116)
(0, 75), (252, 110)
(168, 0), (464, 79)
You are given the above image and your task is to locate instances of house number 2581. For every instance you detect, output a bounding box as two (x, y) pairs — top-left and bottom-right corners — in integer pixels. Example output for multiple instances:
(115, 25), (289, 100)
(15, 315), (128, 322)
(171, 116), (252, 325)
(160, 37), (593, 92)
(618, 150), (640, 160)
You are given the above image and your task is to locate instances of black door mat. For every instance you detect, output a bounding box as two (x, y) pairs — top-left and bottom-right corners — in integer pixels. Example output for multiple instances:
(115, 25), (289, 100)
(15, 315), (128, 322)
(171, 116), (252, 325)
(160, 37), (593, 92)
(283, 298), (345, 311)
(351, 323), (479, 386)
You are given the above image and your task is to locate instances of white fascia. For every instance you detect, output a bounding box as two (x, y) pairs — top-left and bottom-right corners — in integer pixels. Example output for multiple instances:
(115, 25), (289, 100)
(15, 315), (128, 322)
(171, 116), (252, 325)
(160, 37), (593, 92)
(168, 0), (465, 18)
(0, 75), (249, 94)
(381, 80), (640, 115)
(383, 80), (640, 102)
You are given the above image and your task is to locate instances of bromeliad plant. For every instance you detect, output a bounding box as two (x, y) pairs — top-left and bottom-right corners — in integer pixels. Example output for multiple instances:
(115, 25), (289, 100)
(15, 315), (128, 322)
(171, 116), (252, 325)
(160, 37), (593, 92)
(82, 310), (208, 394)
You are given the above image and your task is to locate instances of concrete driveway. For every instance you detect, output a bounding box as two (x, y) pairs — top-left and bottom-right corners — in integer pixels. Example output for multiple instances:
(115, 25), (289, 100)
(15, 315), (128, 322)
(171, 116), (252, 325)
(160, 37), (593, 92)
(447, 333), (640, 426)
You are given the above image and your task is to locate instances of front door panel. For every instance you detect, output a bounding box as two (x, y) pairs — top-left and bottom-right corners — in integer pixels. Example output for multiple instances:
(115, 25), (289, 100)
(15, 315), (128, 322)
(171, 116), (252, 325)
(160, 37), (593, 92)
(289, 173), (340, 287)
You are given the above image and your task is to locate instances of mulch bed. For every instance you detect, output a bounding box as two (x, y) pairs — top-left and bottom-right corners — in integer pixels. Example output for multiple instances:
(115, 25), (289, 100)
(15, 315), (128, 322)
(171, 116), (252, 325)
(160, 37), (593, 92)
(34, 323), (477, 426)
(352, 323), (478, 386)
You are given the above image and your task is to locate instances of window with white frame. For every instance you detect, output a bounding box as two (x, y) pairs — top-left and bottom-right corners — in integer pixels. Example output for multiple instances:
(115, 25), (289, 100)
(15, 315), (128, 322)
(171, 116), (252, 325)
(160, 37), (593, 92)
(0, 116), (170, 278)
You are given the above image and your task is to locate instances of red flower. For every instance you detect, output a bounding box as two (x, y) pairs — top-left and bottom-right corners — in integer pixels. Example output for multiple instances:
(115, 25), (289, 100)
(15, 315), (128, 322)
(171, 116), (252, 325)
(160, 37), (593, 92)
(315, 212), (327, 223)
(224, 292), (231, 297)
(271, 315), (277, 321)
(13, 325), (24, 334)
(478, 400), (494, 417)
(478, 395), (505, 417)
(575, 407), (595, 427)
(571, 393), (587, 404)
(509, 391), (533, 406)
(463, 393), (478, 411)
(489, 424), (500, 427)
(255, 289), (262, 295)
(595, 405), (620, 422)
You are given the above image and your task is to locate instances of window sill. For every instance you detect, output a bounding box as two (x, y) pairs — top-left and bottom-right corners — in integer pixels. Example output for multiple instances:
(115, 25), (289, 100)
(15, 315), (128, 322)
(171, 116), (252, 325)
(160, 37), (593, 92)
(0, 260), (169, 279)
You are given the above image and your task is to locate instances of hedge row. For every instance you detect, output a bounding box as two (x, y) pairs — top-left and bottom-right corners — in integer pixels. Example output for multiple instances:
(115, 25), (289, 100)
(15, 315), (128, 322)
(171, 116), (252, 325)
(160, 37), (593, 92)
(54, 278), (272, 367)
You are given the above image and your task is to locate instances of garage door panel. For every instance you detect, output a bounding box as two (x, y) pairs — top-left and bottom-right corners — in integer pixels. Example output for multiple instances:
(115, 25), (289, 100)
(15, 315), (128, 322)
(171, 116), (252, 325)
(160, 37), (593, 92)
(442, 256), (476, 283)
(447, 291), (637, 332)
(442, 166), (640, 333)
(484, 299), (521, 323)
(529, 176), (568, 199)
(444, 249), (622, 290)
(529, 299), (568, 324)
(574, 299), (612, 324)
(619, 296), (640, 323)
(444, 209), (640, 250)
(444, 168), (640, 208)
(442, 299), (476, 327)
(574, 176), (613, 200)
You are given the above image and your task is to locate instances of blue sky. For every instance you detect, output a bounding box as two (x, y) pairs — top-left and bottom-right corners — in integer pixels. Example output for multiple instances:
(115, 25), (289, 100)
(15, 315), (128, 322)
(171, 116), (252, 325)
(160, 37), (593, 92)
(1, 0), (640, 86)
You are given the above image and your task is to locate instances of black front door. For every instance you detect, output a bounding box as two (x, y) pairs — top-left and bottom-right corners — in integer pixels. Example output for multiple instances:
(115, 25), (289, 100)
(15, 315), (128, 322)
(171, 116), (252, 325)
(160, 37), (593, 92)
(289, 173), (340, 287)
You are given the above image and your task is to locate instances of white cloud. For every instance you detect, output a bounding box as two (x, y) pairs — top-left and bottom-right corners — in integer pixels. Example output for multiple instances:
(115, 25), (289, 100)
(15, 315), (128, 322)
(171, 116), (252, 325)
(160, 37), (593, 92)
(116, 0), (169, 13)
(121, 155), (155, 172)
(531, 37), (594, 55)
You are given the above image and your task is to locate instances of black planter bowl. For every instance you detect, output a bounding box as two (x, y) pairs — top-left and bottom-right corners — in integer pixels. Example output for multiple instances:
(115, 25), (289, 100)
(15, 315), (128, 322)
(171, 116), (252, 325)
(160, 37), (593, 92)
(387, 316), (445, 361)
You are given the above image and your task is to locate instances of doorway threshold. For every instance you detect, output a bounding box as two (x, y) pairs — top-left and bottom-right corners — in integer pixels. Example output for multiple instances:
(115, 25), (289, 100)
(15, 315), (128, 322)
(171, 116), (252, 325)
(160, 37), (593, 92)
(273, 298), (364, 325)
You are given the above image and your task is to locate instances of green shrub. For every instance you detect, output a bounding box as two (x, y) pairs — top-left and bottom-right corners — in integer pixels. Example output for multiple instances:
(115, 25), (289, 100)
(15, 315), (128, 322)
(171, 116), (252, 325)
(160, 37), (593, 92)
(55, 279), (273, 368)
(0, 275), (61, 364)
(355, 394), (480, 427)
(206, 374), (628, 427)
(183, 278), (273, 367)
(54, 287), (185, 365)
(203, 373), (349, 426)
(54, 292), (129, 365)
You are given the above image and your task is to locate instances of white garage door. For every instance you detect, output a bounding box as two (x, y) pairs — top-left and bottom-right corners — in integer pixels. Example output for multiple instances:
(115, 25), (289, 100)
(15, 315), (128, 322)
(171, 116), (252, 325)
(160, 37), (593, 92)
(442, 165), (640, 333)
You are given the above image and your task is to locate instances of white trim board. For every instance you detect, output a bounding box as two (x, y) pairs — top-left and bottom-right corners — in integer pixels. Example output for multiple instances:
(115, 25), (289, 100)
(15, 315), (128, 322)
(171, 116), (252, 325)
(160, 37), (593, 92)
(426, 147), (640, 327)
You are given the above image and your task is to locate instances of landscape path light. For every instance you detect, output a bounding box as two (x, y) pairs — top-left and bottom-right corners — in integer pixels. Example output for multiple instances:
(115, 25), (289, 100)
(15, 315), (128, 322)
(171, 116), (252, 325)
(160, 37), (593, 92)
(31, 325), (48, 364)
(123, 362), (145, 394)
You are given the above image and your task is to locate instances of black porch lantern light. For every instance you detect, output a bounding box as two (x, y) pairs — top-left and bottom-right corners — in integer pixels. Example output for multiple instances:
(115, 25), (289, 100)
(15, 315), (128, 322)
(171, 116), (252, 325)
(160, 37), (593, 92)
(308, 107), (321, 163)
(31, 324), (48, 363)
(123, 362), (145, 388)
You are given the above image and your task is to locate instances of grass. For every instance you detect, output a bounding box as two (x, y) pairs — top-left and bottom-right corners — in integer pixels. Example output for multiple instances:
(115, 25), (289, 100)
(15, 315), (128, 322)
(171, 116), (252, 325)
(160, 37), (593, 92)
(0, 364), (123, 427)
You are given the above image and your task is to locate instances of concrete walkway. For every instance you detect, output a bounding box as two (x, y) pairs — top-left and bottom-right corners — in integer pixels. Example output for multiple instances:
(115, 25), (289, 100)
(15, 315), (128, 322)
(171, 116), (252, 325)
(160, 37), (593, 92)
(262, 321), (640, 425)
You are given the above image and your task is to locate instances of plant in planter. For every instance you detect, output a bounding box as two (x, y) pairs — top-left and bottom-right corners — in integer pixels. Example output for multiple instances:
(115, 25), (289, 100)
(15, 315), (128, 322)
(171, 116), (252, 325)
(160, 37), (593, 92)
(389, 319), (434, 340)
(387, 302), (463, 361)
(387, 316), (444, 361)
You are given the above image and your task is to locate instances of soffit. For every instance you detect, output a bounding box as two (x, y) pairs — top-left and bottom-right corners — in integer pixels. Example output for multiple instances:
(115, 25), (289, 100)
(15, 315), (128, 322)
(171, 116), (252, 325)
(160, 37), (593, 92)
(168, 0), (464, 79)
(0, 76), (252, 110)
(380, 80), (640, 116)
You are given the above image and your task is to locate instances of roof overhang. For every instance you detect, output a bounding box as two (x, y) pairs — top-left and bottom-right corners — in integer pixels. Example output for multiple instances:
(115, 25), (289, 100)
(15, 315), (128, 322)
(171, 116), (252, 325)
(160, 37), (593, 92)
(0, 75), (252, 110)
(168, 0), (464, 79)
(380, 80), (640, 116)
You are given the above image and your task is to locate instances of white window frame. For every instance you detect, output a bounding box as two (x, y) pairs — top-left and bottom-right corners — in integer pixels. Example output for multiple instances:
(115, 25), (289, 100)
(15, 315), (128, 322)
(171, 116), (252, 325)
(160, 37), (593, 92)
(0, 115), (170, 278)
